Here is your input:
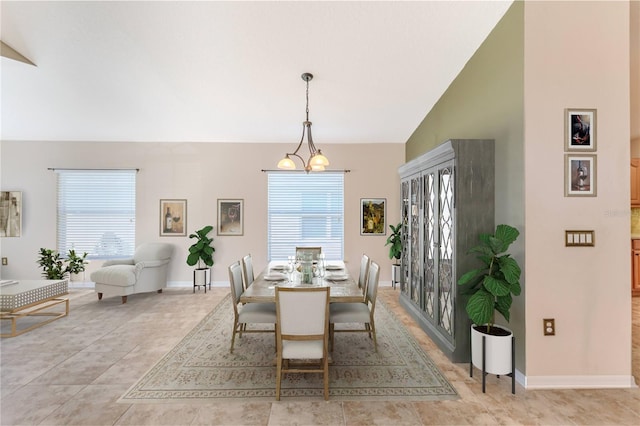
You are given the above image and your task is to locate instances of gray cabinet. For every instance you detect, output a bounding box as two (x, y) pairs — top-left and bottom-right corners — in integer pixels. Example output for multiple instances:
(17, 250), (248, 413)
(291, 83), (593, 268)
(398, 139), (494, 362)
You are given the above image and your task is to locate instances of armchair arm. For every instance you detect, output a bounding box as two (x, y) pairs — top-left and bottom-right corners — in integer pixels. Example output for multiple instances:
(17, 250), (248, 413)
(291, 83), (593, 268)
(134, 259), (170, 276)
(102, 258), (135, 267)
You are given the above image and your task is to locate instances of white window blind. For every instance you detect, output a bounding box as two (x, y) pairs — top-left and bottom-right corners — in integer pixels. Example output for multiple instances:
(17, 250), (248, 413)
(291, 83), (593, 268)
(56, 169), (136, 259)
(268, 172), (344, 261)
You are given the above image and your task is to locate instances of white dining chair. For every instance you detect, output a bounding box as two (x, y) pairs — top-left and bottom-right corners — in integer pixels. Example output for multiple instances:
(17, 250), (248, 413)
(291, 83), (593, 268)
(241, 253), (254, 290)
(329, 260), (380, 352)
(295, 246), (322, 261)
(358, 253), (370, 292)
(228, 261), (277, 353)
(275, 286), (330, 401)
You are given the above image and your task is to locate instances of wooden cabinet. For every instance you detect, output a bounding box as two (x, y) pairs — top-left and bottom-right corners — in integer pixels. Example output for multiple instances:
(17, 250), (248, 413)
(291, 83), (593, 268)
(632, 240), (640, 297)
(631, 159), (640, 206)
(398, 139), (495, 362)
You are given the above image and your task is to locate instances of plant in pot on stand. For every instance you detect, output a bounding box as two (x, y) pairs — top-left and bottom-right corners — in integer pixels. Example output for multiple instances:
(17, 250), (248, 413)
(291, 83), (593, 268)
(385, 222), (402, 289)
(457, 224), (521, 394)
(187, 225), (215, 292)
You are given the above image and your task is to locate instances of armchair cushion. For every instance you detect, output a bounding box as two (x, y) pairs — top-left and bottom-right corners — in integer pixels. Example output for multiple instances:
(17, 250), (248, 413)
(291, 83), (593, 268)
(91, 265), (136, 287)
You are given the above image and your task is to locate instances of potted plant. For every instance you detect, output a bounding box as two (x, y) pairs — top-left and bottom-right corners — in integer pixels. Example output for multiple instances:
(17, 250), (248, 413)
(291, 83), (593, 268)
(66, 249), (88, 281)
(187, 225), (215, 290)
(36, 248), (88, 280)
(385, 222), (402, 288)
(457, 224), (521, 379)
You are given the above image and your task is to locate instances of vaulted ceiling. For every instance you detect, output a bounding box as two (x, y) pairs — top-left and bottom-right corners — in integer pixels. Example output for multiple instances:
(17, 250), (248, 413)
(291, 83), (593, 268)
(1, 1), (513, 143)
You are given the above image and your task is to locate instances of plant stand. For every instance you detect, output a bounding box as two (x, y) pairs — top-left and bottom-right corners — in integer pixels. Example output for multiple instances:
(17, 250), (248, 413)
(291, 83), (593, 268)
(391, 264), (401, 290)
(470, 333), (515, 394)
(193, 268), (211, 293)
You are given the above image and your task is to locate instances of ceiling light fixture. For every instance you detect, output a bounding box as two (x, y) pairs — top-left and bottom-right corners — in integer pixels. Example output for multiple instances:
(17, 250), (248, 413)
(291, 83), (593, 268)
(277, 72), (329, 173)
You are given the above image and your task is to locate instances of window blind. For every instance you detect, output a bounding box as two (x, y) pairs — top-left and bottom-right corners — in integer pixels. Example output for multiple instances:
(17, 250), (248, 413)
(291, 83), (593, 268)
(268, 172), (344, 261)
(56, 169), (136, 259)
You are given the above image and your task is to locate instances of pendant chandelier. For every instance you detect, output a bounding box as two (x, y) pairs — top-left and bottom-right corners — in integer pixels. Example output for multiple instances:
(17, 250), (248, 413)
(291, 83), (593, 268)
(277, 72), (329, 172)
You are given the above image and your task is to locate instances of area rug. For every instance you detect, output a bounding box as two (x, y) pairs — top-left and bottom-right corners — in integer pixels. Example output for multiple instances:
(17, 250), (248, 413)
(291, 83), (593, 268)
(119, 295), (458, 402)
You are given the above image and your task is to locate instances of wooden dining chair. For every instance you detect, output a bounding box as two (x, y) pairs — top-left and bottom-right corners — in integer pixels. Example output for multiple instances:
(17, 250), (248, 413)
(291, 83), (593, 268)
(275, 286), (330, 401)
(228, 261), (277, 353)
(358, 254), (370, 292)
(329, 260), (380, 352)
(295, 246), (322, 261)
(241, 253), (254, 290)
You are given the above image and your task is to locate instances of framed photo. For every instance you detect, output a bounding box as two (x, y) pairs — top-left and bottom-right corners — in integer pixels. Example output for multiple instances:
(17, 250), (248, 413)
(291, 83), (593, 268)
(160, 199), (187, 236)
(218, 199), (244, 236)
(565, 108), (596, 151)
(360, 198), (386, 235)
(0, 191), (22, 237)
(565, 154), (597, 197)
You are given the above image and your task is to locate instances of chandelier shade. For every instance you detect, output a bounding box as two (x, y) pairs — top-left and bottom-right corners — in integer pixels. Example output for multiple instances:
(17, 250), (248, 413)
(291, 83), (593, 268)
(277, 73), (329, 172)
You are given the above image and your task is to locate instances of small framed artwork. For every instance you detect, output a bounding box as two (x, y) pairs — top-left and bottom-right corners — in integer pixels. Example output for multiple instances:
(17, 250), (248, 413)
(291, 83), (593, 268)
(565, 108), (596, 151)
(218, 199), (244, 236)
(565, 154), (597, 197)
(160, 199), (187, 236)
(360, 198), (386, 235)
(0, 191), (22, 237)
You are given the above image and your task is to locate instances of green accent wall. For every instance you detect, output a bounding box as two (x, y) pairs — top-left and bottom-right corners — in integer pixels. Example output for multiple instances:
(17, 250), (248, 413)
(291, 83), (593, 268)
(405, 1), (526, 372)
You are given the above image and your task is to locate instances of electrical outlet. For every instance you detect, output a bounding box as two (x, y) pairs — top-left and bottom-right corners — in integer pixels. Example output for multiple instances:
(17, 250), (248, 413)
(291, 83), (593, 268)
(1, 257), (7, 266)
(543, 318), (555, 336)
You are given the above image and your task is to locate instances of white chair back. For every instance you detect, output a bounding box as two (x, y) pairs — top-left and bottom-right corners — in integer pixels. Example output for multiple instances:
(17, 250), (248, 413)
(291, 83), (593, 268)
(277, 287), (329, 336)
(228, 261), (244, 306)
(295, 247), (322, 261)
(358, 254), (370, 290)
(241, 254), (254, 289)
(366, 261), (380, 308)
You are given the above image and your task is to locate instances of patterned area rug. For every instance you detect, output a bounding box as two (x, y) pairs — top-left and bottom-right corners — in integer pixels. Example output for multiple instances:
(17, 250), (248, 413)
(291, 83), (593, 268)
(119, 295), (458, 402)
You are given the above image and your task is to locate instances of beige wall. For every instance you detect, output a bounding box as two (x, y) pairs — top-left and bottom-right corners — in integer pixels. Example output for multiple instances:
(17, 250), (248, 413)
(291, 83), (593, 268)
(0, 141), (404, 285)
(523, 1), (631, 386)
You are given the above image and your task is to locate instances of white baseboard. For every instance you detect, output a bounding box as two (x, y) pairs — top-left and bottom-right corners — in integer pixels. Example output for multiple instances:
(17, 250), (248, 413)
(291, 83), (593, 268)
(524, 375), (638, 389)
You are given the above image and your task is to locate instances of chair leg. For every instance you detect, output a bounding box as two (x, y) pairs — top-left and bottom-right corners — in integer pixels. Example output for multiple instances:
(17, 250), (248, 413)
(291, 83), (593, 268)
(369, 318), (377, 352)
(230, 321), (238, 353)
(121, 296), (127, 304)
(275, 354), (283, 401)
(329, 323), (335, 352)
(97, 292), (103, 300)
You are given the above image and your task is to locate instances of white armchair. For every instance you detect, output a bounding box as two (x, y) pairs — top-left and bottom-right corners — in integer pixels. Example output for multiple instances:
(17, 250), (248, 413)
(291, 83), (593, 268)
(90, 242), (174, 304)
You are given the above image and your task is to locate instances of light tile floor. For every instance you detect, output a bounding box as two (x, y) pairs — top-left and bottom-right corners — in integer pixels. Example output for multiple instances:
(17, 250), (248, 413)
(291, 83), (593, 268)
(1, 286), (639, 426)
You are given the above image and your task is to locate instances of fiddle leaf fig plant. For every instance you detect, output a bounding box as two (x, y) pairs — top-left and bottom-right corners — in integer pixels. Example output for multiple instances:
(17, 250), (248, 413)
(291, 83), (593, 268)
(457, 224), (522, 333)
(187, 225), (215, 269)
(385, 222), (402, 264)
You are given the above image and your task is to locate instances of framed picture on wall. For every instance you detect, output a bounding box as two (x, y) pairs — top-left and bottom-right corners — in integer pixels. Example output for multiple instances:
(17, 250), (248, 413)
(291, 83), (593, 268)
(159, 199), (187, 236)
(564, 154), (597, 197)
(217, 199), (244, 236)
(565, 108), (597, 152)
(0, 191), (22, 237)
(360, 198), (386, 235)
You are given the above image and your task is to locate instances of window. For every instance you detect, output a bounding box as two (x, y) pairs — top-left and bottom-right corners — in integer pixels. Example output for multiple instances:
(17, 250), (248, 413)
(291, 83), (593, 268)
(56, 169), (136, 259)
(268, 172), (344, 261)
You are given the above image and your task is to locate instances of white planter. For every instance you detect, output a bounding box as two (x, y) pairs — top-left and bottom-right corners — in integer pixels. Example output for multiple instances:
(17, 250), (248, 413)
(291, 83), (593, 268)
(471, 324), (513, 375)
(194, 268), (210, 286)
(391, 264), (401, 289)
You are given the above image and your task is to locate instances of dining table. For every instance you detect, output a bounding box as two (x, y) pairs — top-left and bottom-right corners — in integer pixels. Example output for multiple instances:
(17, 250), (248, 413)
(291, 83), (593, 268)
(240, 261), (364, 304)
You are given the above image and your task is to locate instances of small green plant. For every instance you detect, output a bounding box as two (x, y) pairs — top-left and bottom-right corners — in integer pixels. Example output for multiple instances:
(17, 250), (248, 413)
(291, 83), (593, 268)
(457, 224), (522, 333)
(66, 249), (88, 274)
(385, 222), (402, 264)
(187, 225), (215, 268)
(37, 248), (88, 279)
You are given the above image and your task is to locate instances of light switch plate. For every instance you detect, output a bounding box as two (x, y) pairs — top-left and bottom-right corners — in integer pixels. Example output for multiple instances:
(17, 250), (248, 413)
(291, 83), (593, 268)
(565, 230), (595, 247)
